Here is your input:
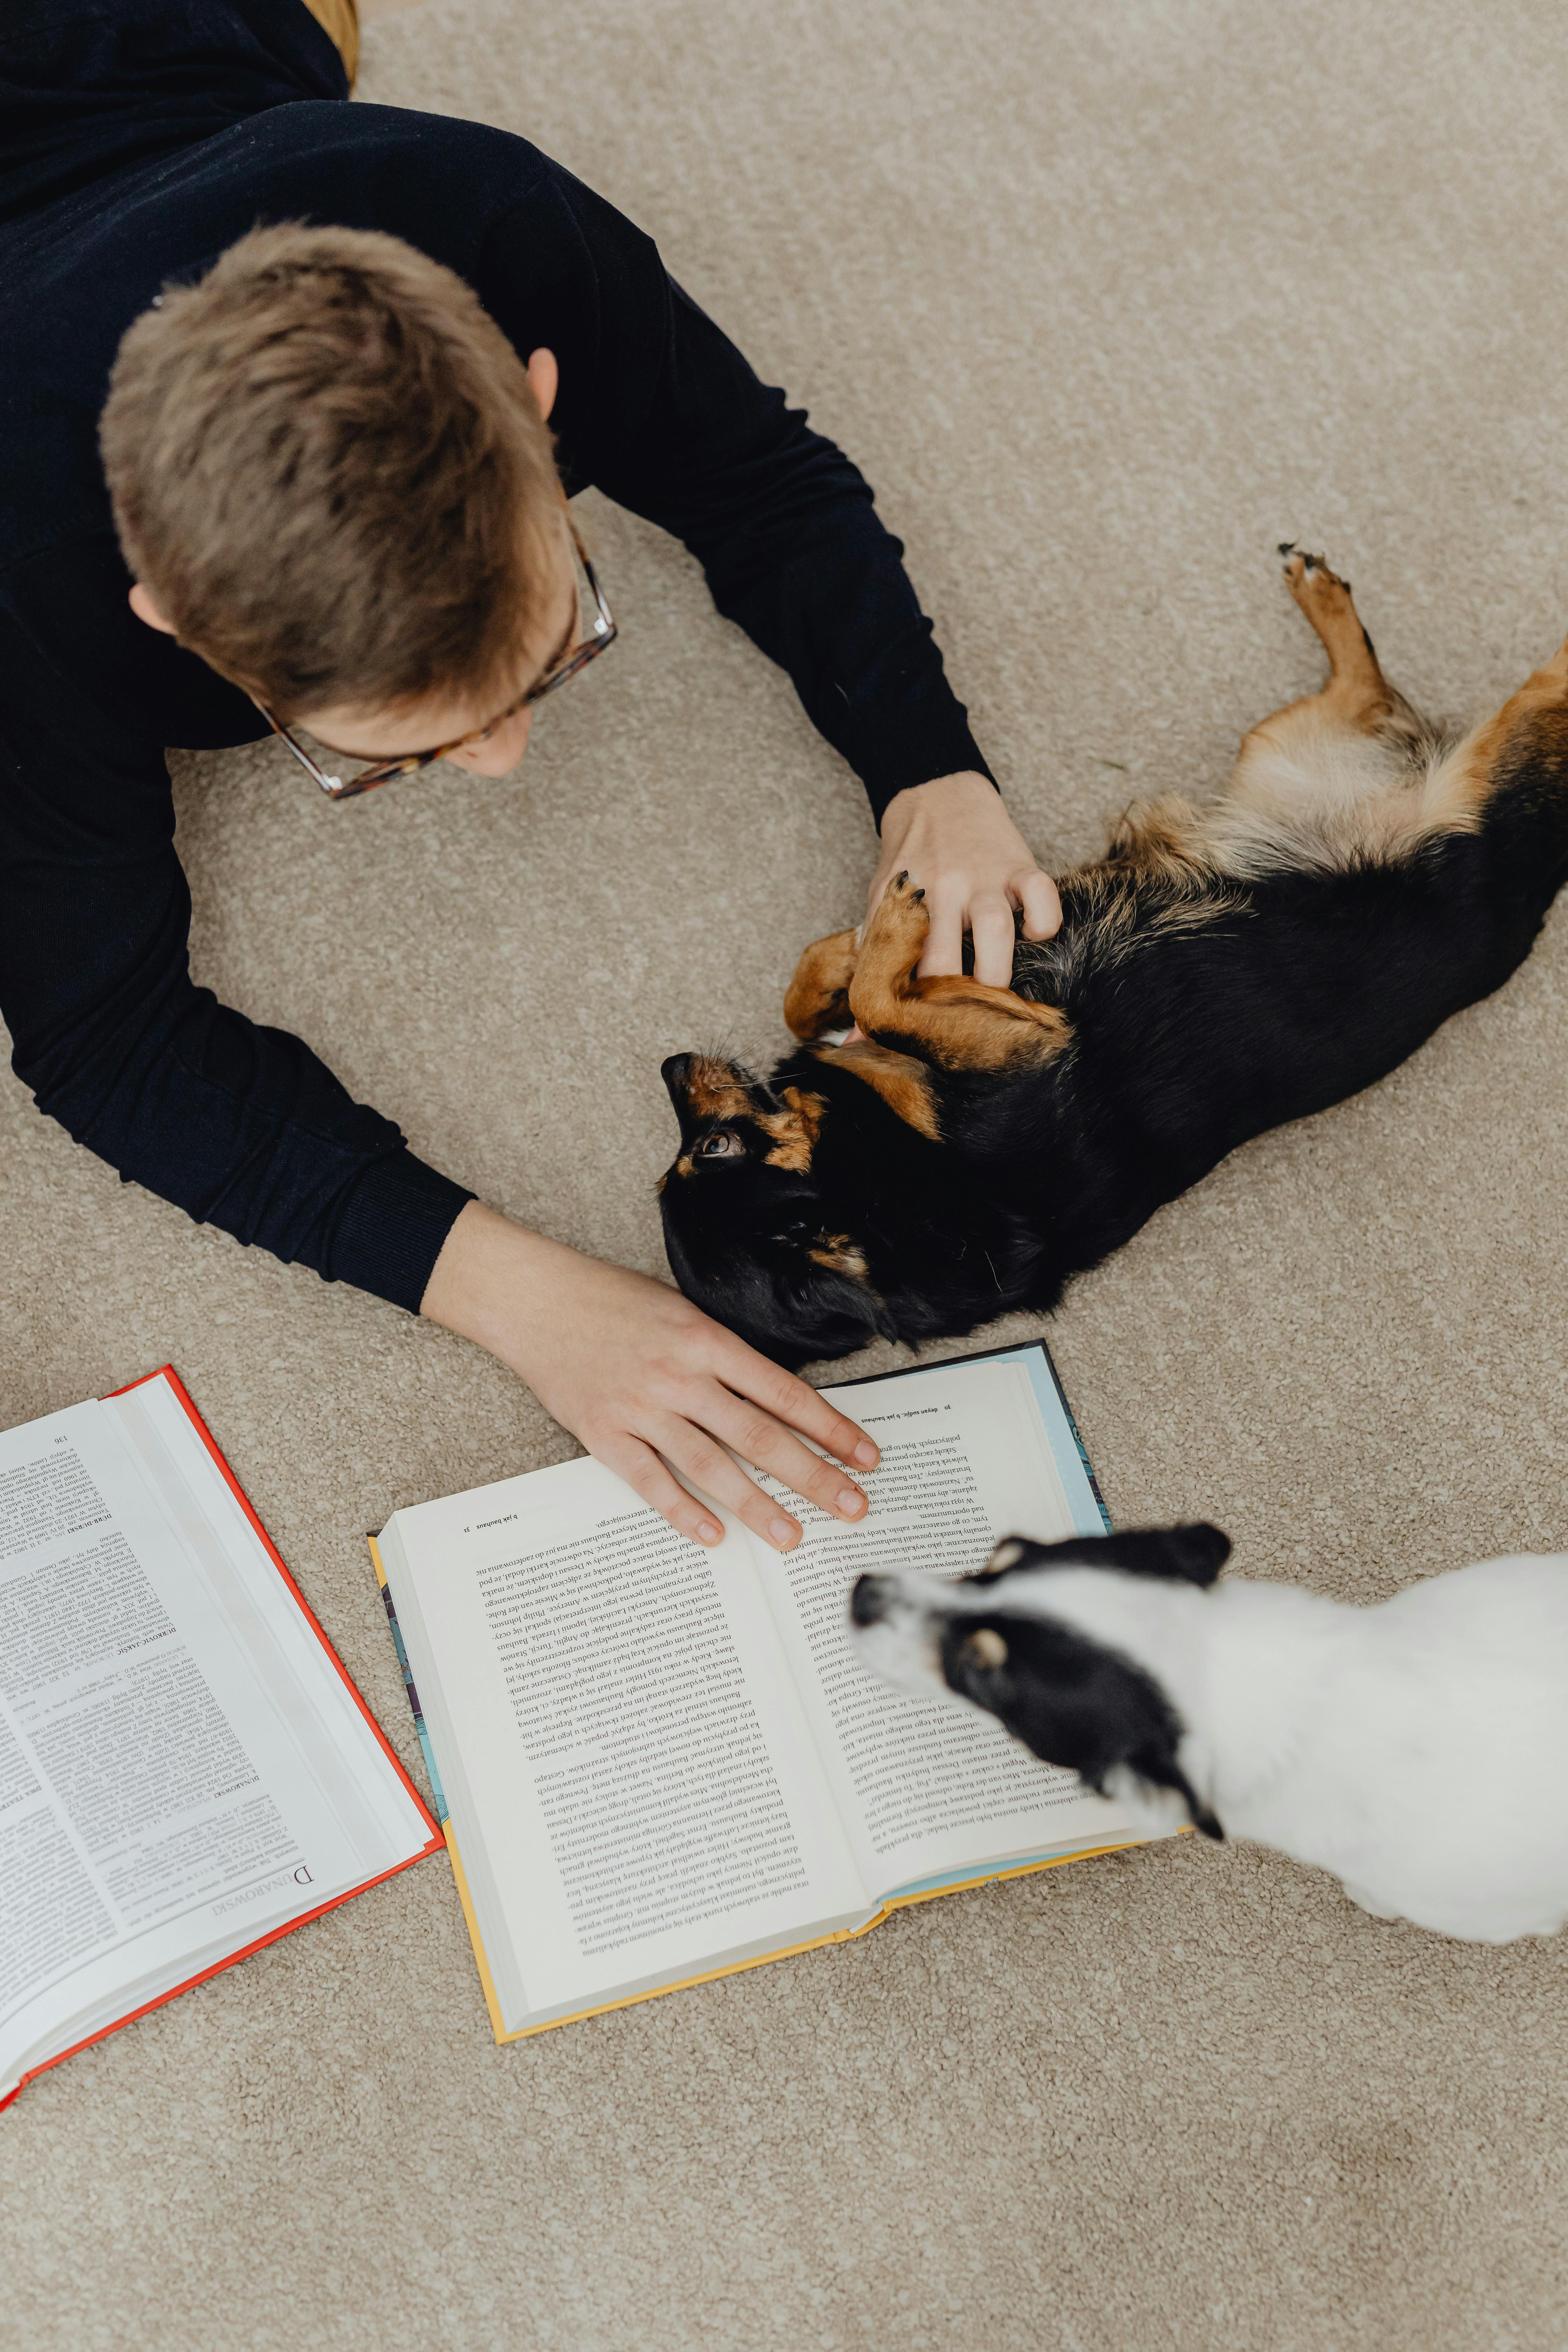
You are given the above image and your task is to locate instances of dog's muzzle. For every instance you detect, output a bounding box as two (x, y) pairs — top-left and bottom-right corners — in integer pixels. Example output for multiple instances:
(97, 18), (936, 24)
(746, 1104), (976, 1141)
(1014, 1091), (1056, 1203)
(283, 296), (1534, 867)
(850, 1573), (894, 1627)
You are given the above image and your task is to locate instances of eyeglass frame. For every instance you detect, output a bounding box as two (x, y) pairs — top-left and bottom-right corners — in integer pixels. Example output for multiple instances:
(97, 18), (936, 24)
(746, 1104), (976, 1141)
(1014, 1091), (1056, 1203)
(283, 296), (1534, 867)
(251, 525), (617, 800)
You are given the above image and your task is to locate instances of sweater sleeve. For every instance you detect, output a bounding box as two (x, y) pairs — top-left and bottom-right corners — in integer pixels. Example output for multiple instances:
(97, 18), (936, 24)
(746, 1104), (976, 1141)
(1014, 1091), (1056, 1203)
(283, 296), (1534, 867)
(0, 594), (472, 1311)
(481, 175), (994, 824)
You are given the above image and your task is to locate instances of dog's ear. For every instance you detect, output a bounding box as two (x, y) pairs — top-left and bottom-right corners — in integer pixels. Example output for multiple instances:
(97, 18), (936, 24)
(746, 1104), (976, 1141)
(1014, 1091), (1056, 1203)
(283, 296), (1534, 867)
(1090, 1524), (1230, 1588)
(965, 1614), (1226, 1840)
(978, 1524), (1230, 1588)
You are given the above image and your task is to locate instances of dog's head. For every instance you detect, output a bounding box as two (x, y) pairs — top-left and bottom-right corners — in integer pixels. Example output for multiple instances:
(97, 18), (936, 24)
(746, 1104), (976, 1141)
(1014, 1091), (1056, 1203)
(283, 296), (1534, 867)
(849, 1524), (1231, 1837)
(657, 1053), (897, 1367)
(659, 1048), (1049, 1365)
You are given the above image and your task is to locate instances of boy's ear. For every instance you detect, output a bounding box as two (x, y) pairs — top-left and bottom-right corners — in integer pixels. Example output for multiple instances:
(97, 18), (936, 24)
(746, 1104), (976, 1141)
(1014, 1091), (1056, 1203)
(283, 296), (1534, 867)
(525, 345), (559, 422)
(128, 581), (177, 635)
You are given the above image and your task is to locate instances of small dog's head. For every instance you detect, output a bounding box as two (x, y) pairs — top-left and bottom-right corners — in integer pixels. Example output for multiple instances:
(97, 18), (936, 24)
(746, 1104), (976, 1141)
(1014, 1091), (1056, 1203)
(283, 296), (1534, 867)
(658, 1053), (896, 1367)
(849, 1524), (1232, 1837)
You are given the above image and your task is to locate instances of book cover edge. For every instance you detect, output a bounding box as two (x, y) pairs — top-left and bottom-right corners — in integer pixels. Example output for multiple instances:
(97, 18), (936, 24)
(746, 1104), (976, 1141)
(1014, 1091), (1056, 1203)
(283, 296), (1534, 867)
(0, 1846), (439, 2114)
(488, 1838), (1147, 2042)
(0, 1368), (446, 2112)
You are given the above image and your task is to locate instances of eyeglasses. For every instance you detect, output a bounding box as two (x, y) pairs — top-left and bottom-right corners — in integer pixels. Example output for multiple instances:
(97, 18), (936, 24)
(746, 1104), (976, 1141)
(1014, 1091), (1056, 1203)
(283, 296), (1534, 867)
(253, 526), (616, 800)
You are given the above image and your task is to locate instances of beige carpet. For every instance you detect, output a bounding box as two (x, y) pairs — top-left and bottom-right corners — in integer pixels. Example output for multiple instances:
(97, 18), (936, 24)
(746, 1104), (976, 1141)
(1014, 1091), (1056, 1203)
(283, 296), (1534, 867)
(7, 0), (1568, 2343)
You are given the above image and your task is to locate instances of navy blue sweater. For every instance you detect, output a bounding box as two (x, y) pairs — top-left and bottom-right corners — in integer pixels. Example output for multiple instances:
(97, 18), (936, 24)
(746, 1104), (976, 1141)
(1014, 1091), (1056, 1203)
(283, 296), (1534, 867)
(0, 0), (992, 1312)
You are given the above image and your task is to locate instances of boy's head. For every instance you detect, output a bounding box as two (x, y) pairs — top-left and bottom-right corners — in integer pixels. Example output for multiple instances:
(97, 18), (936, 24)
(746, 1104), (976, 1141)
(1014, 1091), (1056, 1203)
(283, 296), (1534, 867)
(101, 223), (572, 769)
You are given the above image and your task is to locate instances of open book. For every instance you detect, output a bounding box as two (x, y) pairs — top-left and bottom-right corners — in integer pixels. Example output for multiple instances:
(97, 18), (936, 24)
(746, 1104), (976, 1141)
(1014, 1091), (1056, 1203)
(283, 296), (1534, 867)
(0, 1368), (440, 2109)
(372, 1343), (1156, 2040)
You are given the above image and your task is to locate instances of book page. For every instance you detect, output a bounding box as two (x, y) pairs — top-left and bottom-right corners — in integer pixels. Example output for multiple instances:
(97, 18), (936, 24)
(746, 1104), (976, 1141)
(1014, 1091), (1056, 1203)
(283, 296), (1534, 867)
(0, 1379), (429, 2091)
(755, 1359), (1142, 1896)
(383, 1457), (869, 2026)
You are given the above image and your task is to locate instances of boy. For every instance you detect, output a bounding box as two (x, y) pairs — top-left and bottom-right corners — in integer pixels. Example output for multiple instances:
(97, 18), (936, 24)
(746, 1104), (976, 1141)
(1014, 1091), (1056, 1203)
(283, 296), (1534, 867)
(0, 0), (1059, 1551)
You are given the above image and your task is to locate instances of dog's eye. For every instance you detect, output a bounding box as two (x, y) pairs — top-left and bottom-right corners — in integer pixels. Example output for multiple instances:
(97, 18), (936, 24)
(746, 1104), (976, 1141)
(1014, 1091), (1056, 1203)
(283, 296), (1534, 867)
(772, 1220), (811, 1244)
(695, 1129), (744, 1160)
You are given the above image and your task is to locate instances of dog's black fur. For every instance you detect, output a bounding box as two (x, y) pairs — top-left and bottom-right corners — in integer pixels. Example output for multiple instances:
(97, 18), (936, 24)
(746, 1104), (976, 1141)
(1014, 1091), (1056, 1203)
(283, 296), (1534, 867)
(851, 1526), (1232, 1837)
(660, 556), (1568, 1366)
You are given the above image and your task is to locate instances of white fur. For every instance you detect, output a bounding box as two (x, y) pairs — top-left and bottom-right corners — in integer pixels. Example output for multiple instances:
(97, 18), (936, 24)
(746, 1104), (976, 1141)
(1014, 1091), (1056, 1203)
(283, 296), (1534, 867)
(851, 1555), (1568, 1941)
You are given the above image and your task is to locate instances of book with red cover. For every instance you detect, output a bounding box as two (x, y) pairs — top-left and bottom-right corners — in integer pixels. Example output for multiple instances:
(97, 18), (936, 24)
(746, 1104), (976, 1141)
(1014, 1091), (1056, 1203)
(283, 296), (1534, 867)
(0, 1366), (440, 2109)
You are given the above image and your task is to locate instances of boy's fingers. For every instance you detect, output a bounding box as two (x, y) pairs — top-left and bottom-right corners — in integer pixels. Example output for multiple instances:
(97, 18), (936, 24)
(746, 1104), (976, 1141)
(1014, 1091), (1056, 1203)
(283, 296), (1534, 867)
(970, 894), (1018, 988)
(1017, 868), (1063, 941)
(598, 1434), (726, 1548)
(736, 1355), (880, 1470)
(917, 891), (966, 977)
(702, 1394), (868, 1527)
(649, 1417), (804, 1553)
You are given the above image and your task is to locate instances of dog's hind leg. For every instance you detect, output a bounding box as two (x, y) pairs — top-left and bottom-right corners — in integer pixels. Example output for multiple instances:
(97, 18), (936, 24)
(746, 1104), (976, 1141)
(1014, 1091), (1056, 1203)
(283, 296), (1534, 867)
(1412, 630), (1568, 841)
(847, 873), (1072, 1074)
(1239, 547), (1428, 765)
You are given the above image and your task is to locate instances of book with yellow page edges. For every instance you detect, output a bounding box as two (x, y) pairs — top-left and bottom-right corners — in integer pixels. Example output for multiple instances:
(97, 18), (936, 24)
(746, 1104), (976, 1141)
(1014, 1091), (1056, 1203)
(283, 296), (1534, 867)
(371, 1342), (1157, 2041)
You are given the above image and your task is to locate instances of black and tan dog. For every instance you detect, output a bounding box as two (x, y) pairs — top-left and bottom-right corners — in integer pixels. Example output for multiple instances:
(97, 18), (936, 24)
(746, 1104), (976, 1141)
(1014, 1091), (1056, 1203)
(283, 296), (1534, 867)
(660, 549), (1568, 1366)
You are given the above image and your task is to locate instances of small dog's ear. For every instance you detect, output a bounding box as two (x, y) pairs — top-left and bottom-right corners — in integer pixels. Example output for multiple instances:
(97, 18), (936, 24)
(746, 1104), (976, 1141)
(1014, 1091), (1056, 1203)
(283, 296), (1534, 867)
(1087, 1523), (1230, 1588)
(978, 1536), (1037, 1578)
(1156, 1522), (1230, 1587)
(976, 1525), (1230, 1587)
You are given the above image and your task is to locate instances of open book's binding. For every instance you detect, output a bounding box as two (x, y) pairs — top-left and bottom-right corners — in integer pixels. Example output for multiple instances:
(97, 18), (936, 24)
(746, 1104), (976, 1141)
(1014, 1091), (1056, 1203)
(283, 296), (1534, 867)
(1, 1368), (443, 2114)
(370, 1338), (1130, 2046)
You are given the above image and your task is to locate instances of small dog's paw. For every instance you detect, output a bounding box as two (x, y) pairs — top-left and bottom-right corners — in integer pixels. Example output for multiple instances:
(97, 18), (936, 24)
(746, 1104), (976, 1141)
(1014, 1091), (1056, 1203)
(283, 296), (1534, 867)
(874, 871), (930, 936)
(1280, 542), (1350, 595)
(858, 867), (932, 982)
(783, 927), (859, 1041)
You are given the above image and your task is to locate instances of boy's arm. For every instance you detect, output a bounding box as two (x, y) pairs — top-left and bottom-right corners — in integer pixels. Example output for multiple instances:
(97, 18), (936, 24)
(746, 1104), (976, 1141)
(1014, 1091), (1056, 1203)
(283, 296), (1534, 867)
(0, 606), (471, 1309)
(489, 178), (1058, 974)
(0, 598), (873, 1546)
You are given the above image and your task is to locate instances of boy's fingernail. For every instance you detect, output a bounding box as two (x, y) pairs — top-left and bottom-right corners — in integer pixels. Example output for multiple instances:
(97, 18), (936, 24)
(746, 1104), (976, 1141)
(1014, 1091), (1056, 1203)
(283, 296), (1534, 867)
(838, 1488), (866, 1517)
(854, 1441), (879, 1467)
(769, 1516), (798, 1548)
(697, 1520), (722, 1544)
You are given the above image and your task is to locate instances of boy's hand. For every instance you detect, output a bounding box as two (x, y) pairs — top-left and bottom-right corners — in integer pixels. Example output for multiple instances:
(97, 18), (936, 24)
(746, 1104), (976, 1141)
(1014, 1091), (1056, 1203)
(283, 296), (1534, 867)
(421, 1204), (879, 1553)
(867, 771), (1061, 987)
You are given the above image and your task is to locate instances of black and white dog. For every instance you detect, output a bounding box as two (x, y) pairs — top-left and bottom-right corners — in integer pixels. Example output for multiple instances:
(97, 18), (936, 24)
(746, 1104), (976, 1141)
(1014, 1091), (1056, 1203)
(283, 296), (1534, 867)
(849, 1527), (1568, 1942)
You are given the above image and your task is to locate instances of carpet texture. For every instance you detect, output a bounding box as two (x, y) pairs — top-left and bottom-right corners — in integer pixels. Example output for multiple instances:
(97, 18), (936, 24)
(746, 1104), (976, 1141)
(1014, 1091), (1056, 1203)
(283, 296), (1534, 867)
(6, 2), (1568, 2344)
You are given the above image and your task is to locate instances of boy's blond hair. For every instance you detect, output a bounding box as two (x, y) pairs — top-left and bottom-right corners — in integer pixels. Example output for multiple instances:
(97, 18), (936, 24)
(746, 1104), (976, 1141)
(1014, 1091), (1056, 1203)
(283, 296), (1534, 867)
(101, 223), (560, 722)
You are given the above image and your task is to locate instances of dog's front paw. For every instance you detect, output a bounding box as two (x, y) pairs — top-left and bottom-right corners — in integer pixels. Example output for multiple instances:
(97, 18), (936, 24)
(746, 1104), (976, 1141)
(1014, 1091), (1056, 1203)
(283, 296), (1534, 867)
(869, 869), (931, 950)
(784, 928), (860, 1040)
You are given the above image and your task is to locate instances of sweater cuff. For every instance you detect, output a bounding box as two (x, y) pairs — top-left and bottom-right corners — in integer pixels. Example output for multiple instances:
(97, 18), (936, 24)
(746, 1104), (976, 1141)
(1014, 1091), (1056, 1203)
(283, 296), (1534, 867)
(326, 1150), (474, 1315)
(863, 735), (997, 827)
(849, 684), (996, 825)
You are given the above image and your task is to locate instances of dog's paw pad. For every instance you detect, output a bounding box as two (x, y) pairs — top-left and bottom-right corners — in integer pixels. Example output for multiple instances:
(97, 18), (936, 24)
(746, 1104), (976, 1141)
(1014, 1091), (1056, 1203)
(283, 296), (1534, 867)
(1282, 544), (1349, 596)
(1280, 541), (1324, 573)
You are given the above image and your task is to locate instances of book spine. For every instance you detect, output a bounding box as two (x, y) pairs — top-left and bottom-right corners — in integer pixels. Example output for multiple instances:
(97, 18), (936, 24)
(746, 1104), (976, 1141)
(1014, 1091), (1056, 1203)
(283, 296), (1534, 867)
(1041, 1344), (1114, 1534)
(370, 1539), (450, 1826)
